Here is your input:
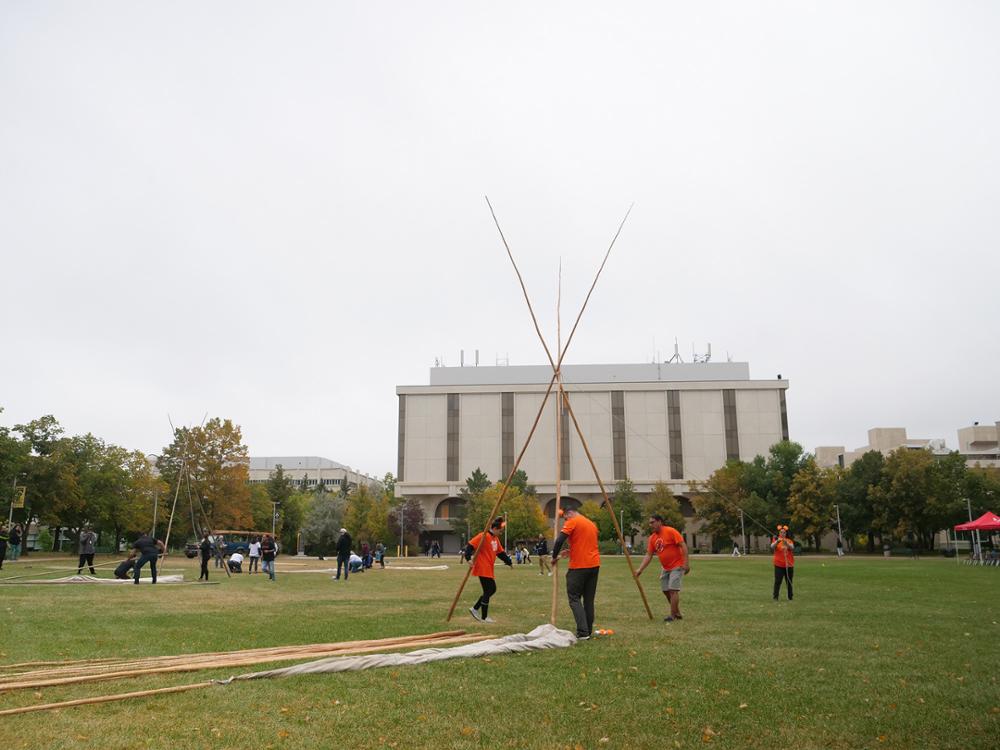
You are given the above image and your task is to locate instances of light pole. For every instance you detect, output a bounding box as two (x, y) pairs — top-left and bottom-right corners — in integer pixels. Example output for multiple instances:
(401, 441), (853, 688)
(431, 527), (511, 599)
(965, 497), (980, 561)
(271, 501), (281, 536)
(620, 510), (625, 554)
(834, 504), (844, 553)
(739, 509), (746, 555)
(399, 503), (405, 556)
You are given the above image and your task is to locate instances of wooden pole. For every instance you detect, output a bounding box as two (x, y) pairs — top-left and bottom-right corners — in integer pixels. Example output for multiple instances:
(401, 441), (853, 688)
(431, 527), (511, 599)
(550, 261), (563, 625)
(560, 386), (654, 619)
(445, 373), (559, 621)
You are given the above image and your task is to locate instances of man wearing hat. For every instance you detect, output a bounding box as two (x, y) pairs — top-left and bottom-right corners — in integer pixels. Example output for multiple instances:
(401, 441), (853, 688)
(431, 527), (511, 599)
(335, 527), (352, 580)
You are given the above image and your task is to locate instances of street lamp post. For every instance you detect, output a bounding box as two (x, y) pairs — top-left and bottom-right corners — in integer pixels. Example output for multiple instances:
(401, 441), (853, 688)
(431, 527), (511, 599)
(739, 509), (746, 555)
(399, 503), (405, 557)
(965, 497), (980, 561)
(834, 504), (844, 553)
(620, 510), (624, 554)
(271, 501), (281, 536)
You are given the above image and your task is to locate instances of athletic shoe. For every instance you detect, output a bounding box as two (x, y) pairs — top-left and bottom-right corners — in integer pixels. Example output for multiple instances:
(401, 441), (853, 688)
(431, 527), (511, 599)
(547, 572), (552, 577)
(483, 616), (496, 623)
(469, 607), (483, 621)
(577, 635), (590, 641)
(664, 616), (674, 622)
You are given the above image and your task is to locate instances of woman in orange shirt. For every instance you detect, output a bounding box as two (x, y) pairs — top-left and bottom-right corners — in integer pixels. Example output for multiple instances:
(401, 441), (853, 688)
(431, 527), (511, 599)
(465, 516), (513, 623)
(771, 525), (795, 601)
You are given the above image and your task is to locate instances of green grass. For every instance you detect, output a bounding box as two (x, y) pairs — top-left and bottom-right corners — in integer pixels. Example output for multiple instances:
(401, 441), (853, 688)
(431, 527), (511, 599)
(1, 554), (998, 749)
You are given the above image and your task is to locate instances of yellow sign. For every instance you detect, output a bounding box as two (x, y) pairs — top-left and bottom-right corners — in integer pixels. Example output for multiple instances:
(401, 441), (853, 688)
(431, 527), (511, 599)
(12, 486), (26, 509)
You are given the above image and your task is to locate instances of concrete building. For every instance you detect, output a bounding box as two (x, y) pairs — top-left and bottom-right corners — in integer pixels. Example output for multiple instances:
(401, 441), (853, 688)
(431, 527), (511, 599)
(816, 422), (999, 469)
(249, 457), (382, 491)
(396, 362), (790, 551)
(957, 422), (1000, 468)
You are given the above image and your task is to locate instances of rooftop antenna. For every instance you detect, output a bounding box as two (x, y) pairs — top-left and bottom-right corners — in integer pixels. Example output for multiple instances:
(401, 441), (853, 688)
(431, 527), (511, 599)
(666, 338), (683, 363)
(460, 349), (465, 367)
(475, 349), (479, 366)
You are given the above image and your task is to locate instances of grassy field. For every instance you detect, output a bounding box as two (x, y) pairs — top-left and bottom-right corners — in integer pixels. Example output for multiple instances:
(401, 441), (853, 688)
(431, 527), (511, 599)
(1, 553), (998, 750)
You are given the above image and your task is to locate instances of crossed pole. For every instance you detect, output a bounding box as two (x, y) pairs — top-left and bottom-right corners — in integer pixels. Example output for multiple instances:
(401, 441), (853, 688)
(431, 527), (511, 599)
(446, 198), (652, 622)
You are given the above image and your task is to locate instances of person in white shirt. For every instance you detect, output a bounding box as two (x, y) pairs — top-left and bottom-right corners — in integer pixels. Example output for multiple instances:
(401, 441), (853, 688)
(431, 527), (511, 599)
(228, 551), (245, 573)
(348, 552), (364, 573)
(248, 538), (262, 574)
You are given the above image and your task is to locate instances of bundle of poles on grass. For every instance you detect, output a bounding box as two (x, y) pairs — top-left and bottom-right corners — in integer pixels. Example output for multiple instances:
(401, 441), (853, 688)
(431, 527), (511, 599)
(0, 630), (485, 716)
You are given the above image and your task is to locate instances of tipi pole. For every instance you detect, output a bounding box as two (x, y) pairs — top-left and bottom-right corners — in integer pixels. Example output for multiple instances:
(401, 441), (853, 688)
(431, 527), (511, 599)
(560, 386), (654, 620)
(445, 372), (559, 621)
(550, 261), (563, 625)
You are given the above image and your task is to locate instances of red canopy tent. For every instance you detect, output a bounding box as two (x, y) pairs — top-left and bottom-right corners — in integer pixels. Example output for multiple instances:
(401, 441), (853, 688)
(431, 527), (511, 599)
(954, 512), (1000, 532)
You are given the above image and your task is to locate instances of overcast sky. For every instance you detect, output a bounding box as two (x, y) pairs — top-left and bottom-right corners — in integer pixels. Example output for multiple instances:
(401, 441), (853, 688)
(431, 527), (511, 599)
(2, 1), (997, 477)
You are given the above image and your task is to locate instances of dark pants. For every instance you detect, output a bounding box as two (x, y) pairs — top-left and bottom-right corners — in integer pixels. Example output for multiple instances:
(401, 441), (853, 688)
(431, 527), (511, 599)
(0, 544), (6, 569)
(78, 553), (96, 574)
(200, 557), (209, 580)
(773, 566), (794, 600)
(566, 566), (600, 638)
(134, 552), (158, 584)
(336, 554), (349, 580)
(473, 576), (498, 617)
(249, 556), (259, 573)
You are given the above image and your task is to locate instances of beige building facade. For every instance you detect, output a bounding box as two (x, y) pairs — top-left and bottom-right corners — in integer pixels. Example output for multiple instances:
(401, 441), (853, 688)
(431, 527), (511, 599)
(396, 362), (790, 551)
(249, 456), (382, 491)
(816, 422), (1000, 470)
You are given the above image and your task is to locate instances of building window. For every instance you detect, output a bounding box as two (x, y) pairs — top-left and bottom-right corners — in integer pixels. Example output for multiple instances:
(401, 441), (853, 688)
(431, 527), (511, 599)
(667, 390), (683, 479)
(397, 395), (406, 481)
(559, 393), (570, 480)
(723, 389), (740, 461)
(611, 390), (627, 480)
(501, 392), (514, 479)
(779, 389), (789, 442)
(447, 393), (460, 482)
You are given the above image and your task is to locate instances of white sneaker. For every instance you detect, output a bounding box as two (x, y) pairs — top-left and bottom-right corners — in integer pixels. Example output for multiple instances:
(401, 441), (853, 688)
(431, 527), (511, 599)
(469, 607), (482, 621)
(483, 616), (496, 623)
(547, 572), (552, 577)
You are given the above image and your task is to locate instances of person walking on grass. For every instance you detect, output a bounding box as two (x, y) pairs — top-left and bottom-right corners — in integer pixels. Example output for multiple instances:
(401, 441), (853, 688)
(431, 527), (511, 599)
(551, 507), (601, 640)
(466, 516), (513, 623)
(335, 528), (352, 580)
(535, 535), (551, 576)
(77, 525), (98, 575)
(9, 524), (22, 561)
(771, 525), (795, 601)
(198, 532), (212, 581)
(0, 525), (8, 570)
(636, 514), (690, 622)
(375, 541), (386, 569)
(248, 536), (261, 574)
(132, 532), (165, 584)
(261, 533), (277, 581)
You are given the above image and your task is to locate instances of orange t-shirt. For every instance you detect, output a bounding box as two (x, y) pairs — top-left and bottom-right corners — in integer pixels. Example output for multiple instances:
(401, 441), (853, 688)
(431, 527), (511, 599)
(469, 531), (504, 579)
(647, 526), (685, 570)
(773, 538), (795, 568)
(561, 515), (601, 569)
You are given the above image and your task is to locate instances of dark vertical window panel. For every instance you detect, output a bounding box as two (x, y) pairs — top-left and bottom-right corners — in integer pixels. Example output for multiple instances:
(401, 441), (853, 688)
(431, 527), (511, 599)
(447, 393), (460, 482)
(779, 389), (790, 442)
(723, 389), (740, 460)
(611, 390), (627, 480)
(667, 390), (683, 479)
(501, 392), (514, 479)
(559, 394), (570, 480)
(397, 395), (406, 482)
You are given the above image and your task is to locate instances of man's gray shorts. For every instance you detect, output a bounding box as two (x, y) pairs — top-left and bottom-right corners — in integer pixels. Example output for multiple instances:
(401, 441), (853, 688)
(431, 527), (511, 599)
(660, 567), (684, 591)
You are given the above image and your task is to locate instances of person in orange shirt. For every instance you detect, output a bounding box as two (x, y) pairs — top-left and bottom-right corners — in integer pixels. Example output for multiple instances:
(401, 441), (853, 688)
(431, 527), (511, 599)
(636, 514), (690, 621)
(771, 525), (795, 601)
(465, 516), (513, 623)
(550, 507), (601, 640)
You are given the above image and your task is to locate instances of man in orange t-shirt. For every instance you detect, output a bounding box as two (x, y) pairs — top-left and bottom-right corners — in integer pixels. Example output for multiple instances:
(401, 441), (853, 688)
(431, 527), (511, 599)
(771, 525), (795, 601)
(551, 507), (601, 640)
(636, 514), (690, 621)
(465, 516), (513, 623)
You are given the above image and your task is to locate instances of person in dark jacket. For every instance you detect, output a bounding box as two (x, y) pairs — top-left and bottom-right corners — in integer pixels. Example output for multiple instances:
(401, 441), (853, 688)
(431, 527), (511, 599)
(261, 533), (277, 581)
(335, 528), (352, 580)
(114, 555), (136, 580)
(198, 532), (212, 581)
(9, 524), (22, 561)
(0, 525), (8, 570)
(132, 533), (165, 584)
(77, 525), (98, 575)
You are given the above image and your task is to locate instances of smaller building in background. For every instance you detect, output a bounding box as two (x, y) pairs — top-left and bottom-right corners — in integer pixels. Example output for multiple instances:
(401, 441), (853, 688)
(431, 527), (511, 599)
(816, 422), (999, 469)
(249, 456), (382, 491)
(956, 422), (1000, 468)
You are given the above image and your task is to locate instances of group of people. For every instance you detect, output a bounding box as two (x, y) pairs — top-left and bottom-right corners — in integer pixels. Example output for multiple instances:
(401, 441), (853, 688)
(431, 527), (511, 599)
(0, 523), (24, 569)
(203, 533), (278, 581)
(332, 529), (386, 580)
(465, 509), (798, 638)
